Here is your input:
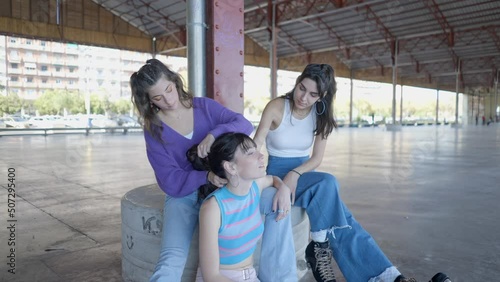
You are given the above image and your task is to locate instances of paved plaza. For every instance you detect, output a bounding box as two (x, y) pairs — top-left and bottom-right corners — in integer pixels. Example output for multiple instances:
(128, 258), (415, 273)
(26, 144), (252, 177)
(0, 124), (499, 282)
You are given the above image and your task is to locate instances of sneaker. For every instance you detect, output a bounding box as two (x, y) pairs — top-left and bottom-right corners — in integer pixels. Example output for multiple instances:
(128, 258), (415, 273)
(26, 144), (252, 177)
(305, 240), (337, 282)
(394, 275), (417, 282)
(394, 272), (452, 282)
(430, 272), (451, 282)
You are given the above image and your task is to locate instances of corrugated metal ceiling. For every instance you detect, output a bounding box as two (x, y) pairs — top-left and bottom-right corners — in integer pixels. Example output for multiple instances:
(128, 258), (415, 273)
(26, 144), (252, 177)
(92, 0), (500, 92)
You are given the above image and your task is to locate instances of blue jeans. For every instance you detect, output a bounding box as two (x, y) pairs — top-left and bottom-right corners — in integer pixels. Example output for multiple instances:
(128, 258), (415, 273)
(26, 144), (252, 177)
(267, 155), (393, 282)
(150, 188), (297, 282)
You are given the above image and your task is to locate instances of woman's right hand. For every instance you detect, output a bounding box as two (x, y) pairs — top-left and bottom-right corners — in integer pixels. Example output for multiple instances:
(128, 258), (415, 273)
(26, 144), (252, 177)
(198, 134), (215, 158)
(273, 184), (292, 221)
(283, 172), (299, 205)
(207, 171), (228, 188)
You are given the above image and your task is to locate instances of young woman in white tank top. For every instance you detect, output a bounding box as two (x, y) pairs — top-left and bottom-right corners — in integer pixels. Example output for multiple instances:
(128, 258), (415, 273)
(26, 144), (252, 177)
(253, 64), (451, 282)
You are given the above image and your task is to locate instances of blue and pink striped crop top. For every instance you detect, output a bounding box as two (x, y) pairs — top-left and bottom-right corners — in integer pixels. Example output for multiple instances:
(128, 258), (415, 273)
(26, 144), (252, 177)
(208, 182), (264, 265)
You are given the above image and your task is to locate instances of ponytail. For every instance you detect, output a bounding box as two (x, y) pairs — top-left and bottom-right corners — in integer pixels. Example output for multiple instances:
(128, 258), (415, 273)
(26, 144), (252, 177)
(186, 145), (218, 202)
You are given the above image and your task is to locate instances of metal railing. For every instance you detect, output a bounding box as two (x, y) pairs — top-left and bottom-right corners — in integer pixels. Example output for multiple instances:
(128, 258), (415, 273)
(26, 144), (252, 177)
(0, 126), (143, 137)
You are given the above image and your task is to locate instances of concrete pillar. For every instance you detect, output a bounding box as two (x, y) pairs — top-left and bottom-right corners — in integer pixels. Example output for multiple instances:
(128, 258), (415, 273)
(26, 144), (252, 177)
(436, 88), (440, 125)
(495, 70), (499, 121)
(400, 84), (403, 124)
(387, 40), (401, 131)
(269, 0), (278, 99)
(454, 59), (460, 124)
(478, 95), (480, 118)
(392, 40), (398, 124)
(471, 94), (475, 125)
(349, 70), (353, 126)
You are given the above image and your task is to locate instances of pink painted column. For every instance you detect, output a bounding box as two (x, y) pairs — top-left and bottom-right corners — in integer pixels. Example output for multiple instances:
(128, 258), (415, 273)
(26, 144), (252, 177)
(206, 0), (245, 114)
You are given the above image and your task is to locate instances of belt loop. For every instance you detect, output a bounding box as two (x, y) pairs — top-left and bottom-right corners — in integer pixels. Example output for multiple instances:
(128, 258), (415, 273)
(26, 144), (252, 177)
(243, 268), (250, 280)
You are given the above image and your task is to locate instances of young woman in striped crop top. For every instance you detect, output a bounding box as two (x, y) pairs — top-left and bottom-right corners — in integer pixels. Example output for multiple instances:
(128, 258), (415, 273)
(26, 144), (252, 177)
(190, 132), (292, 282)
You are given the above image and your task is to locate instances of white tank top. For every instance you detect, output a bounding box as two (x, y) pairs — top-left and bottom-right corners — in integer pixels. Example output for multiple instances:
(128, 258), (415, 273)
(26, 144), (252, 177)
(184, 131), (193, 139)
(266, 99), (316, 157)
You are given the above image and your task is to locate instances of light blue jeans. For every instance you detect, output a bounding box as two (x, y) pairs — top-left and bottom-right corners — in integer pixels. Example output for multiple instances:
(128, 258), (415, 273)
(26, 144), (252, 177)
(267, 155), (393, 282)
(149, 188), (297, 282)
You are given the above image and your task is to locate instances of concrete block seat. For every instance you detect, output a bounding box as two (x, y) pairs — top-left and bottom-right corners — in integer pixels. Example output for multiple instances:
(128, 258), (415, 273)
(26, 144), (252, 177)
(121, 184), (310, 282)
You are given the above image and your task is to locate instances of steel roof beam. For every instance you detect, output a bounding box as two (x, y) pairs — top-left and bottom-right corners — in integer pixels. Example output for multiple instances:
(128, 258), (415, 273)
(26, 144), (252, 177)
(245, 0), (387, 34)
(407, 69), (492, 79)
(350, 57), (452, 69)
(390, 11), (500, 37)
(158, 46), (186, 54)
(280, 23), (500, 59)
(244, 0), (290, 13)
(422, 0), (460, 72)
(391, 12), (500, 41)
(423, 0), (454, 46)
(487, 26), (500, 53)
(357, 2), (434, 79)
(293, 6), (381, 68)
(129, 0), (185, 45)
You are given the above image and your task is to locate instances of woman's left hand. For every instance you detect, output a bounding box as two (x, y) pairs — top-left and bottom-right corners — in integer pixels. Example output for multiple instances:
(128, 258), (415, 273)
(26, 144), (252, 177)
(273, 185), (292, 221)
(207, 171), (228, 188)
(198, 134), (215, 158)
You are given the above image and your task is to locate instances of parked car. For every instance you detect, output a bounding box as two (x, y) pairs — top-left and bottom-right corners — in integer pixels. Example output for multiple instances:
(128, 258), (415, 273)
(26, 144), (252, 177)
(62, 116), (88, 128)
(29, 116), (54, 128)
(90, 115), (118, 128)
(28, 115), (66, 128)
(113, 115), (139, 127)
(0, 118), (7, 128)
(3, 116), (30, 128)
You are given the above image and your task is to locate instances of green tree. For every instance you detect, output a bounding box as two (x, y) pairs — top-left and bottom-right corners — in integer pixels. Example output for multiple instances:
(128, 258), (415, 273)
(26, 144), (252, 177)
(21, 99), (36, 116)
(353, 99), (374, 117)
(243, 96), (270, 121)
(68, 92), (86, 114)
(34, 89), (76, 115)
(0, 93), (23, 115)
(89, 94), (112, 115)
(35, 90), (84, 115)
(110, 99), (132, 115)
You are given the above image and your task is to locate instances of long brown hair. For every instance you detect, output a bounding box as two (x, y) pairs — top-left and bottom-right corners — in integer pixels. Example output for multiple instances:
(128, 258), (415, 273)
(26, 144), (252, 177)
(283, 63), (338, 139)
(130, 58), (193, 141)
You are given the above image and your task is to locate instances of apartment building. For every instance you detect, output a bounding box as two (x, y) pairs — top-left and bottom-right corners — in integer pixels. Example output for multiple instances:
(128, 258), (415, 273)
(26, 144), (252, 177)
(0, 36), (6, 95)
(0, 35), (176, 101)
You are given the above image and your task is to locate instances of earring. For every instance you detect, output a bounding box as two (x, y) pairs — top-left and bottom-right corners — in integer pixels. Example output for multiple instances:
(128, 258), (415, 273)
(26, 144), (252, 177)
(315, 100), (326, 115)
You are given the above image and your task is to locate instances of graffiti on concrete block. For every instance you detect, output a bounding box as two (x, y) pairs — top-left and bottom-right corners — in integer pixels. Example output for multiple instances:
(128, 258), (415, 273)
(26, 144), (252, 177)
(142, 215), (162, 235)
(126, 234), (134, 249)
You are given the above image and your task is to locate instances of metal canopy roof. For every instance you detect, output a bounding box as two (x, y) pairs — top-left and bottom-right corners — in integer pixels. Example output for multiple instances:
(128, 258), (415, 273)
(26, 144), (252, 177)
(91, 0), (500, 92)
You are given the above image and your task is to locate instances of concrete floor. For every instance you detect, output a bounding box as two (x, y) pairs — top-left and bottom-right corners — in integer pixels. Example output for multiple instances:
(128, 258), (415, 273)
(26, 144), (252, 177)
(0, 124), (499, 282)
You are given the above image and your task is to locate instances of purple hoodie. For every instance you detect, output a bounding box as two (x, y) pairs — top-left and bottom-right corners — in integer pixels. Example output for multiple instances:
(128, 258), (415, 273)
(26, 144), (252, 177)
(144, 97), (253, 197)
